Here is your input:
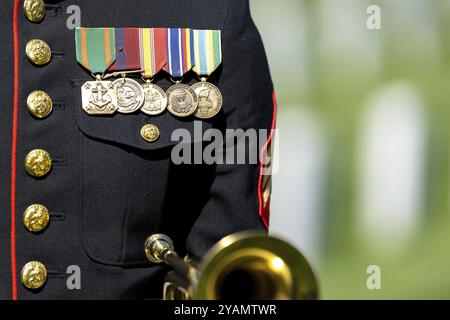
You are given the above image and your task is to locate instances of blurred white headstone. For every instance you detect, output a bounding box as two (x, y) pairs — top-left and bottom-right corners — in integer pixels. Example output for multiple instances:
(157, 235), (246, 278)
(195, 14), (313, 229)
(355, 82), (426, 256)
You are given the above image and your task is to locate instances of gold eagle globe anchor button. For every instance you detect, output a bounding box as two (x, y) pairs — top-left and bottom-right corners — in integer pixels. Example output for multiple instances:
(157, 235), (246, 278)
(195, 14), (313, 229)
(26, 39), (52, 66)
(27, 90), (53, 119)
(21, 261), (48, 290)
(23, 204), (50, 233)
(141, 124), (160, 143)
(25, 149), (52, 178)
(23, 0), (46, 23)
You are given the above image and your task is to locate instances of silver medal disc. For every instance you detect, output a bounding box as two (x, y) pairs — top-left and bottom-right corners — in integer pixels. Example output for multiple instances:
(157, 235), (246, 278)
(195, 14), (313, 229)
(141, 83), (168, 116)
(113, 78), (145, 114)
(166, 83), (198, 118)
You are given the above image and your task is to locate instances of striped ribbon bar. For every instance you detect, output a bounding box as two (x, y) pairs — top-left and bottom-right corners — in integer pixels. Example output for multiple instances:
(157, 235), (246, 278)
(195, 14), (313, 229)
(140, 28), (168, 78)
(192, 30), (222, 77)
(75, 27), (116, 74)
(109, 28), (141, 72)
(164, 28), (194, 78)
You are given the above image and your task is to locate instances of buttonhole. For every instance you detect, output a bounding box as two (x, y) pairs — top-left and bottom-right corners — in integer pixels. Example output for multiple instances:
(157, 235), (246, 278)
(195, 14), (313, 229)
(52, 51), (65, 58)
(50, 212), (66, 221)
(52, 157), (68, 166)
(47, 270), (65, 278)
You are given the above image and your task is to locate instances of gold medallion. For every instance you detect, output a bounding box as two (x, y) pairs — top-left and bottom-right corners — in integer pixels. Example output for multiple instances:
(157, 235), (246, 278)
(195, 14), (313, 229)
(192, 81), (223, 119)
(166, 83), (198, 118)
(81, 78), (118, 115)
(141, 82), (168, 116)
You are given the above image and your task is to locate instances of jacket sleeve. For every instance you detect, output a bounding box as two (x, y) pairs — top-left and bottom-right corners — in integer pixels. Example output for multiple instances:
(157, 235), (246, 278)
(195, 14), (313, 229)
(185, 0), (277, 258)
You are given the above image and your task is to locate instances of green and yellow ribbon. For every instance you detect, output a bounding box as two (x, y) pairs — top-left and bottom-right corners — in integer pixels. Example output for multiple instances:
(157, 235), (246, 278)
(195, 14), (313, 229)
(75, 27), (116, 74)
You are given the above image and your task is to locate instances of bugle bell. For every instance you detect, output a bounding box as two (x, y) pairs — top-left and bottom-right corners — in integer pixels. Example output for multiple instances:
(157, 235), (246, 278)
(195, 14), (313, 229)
(144, 232), (318, 300)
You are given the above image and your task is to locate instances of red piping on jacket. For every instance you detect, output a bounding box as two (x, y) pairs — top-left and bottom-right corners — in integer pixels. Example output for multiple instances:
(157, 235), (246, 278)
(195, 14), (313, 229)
(258, 91), (278, 231)
(11, 0), (20, 300)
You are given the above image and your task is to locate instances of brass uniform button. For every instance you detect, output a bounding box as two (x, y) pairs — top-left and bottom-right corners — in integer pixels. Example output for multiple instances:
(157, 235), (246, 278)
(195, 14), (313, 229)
(21, 261), (47, 290)
(23, 204), (50, 233)
(141, 124), (160, 143)
(25, 149), (52, 177)
(27, 90), (53, 119)
(23, 0), (46, 23)
(26, 39), (51, 66)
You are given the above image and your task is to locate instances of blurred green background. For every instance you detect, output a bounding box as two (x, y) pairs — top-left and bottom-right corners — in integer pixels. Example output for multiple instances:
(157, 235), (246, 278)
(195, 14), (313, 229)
(251, 0), (450, 299)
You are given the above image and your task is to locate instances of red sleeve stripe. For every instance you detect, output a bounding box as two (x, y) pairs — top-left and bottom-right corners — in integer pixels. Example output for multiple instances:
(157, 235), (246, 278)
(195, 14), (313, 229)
(258, 91), (278, 230)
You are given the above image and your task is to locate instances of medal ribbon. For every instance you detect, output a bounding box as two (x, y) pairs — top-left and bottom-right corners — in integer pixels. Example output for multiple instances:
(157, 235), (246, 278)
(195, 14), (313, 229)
(109, 28), (141, 72)
(192, 30), (222, 77)
(75, 27), (116, 74)
(165, 28), (194, 78)
(140, 28), (168, 78)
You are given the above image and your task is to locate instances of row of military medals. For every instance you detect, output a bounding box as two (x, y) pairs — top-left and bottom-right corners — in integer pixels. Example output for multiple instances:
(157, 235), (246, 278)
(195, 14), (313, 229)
(83, 72), (221, 119)
(78, 28), (222, 120)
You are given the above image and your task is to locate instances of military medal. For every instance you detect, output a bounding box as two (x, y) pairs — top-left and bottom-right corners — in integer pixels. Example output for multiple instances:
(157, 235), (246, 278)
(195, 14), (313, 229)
(113, 76), (144, 114)
(81, 77), (117, 115)
(192, 80), (222, 119)
(107, 28), (145, 114)
(166, 83), (198, 118)
(192, 30), (223, 119)
(75, 28), (118, 115)
(141, 82), (168, 116)
(140, 28), (168, 116)
(165, 28), (198, 118)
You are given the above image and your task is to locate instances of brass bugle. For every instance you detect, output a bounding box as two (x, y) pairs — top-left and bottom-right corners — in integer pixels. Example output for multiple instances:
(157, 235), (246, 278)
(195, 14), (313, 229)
(144, 232), (318, 300)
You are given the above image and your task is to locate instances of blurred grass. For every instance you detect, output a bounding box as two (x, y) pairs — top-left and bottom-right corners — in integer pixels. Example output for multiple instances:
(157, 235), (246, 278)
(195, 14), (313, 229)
(322, 215), (450, 299)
